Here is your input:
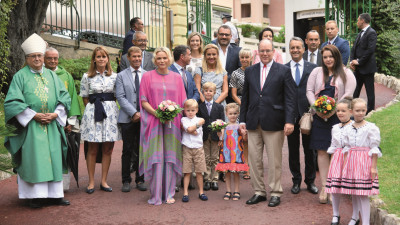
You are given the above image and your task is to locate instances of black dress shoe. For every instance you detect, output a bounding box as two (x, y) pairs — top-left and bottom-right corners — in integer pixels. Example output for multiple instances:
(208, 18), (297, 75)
(86, 187), (95, 194)
(291, 183), (300, 194)
(100, 184), (112, 192)
(204, 182), (211, 191)
(121, 182), (131, 192)
(246, 194), (267, 205)
(136, 182), (147, 191)
(211, 182), (218, 191)
(307, 183), (319, 194)
(268, 196), (280, 207)
(53, 198), (70, 206)
(29, 199), (42, 208)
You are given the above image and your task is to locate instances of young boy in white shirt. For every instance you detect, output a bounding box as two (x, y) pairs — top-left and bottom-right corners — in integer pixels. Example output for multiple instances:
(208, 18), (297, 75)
(181, 99), (208, 202)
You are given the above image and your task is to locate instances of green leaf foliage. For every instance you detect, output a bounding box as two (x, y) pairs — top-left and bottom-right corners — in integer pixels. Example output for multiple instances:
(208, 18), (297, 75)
(274, 25), (285, 43)
(237, 24), (262, 38)
(0, 0), (17, 93)
(330, 0), (400, 77)
(58, 56), (118, 93)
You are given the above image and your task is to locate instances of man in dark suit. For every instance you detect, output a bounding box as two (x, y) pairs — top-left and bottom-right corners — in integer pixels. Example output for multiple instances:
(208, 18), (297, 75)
(216, 24), (241, 103)
(120, 31), (155, 72)
(303, 30), (322, 66)
(197, 82), (225, 191)
(122, 17), (144, 55)
(240, 39), (296, 207)
(321, 20), (350, 65)
(116, 46), (146, 192)
(351, 13), (377, 113)
(169, 45), (200, 101)
(286, 37), (318, 195)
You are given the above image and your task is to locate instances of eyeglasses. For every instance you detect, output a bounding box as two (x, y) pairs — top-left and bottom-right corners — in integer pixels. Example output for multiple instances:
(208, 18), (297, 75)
(259, 49), (273, 54)
(45, 57), (58, 61)
(218, 33), (231, 37)
(136, 40), (148, 43)
(26, 54), (44, 59)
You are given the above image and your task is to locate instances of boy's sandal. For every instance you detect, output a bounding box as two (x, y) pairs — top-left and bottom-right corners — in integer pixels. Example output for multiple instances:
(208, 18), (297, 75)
(198, 193), (208, 201)
(232, 192), (241, 201)
(182, 195), (189, 203)
(243, 175), (251, 180)
(223, 192), (232, 200)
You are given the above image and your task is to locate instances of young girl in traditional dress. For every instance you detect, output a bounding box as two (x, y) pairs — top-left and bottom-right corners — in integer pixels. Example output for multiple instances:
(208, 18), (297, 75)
(342, 98), (381, 225)
(325, 97), (353, 225)
(216, 103), (249, 200)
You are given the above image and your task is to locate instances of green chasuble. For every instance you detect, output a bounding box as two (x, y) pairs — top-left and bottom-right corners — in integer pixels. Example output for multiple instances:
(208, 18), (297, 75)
(55, 66), (81, 118)
(4, 66), (71, 183)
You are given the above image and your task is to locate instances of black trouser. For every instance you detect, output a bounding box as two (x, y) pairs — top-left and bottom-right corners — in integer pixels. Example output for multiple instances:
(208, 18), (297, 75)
(287, 118), (316, 185)
(120, 122), (144, 184)
(353, 72), (375, 113)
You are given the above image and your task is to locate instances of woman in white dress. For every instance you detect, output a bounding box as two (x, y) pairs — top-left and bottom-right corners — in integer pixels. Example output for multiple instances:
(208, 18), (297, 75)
(80, 46), (121, 194)
(186, 32), (204, 75)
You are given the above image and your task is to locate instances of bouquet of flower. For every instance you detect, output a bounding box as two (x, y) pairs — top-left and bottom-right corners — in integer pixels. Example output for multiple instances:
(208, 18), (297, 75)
(155, 100), (183, 128)
(312, 95), (336, 115)
(208, 119), (228, 132)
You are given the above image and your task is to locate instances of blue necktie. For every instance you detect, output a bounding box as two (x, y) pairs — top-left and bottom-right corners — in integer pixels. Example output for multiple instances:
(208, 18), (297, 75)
(295, 63), (301, 86)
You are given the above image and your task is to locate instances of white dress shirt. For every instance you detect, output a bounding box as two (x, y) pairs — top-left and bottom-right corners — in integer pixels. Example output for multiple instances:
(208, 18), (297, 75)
(307, 50), (318, 65)
(361, 25), (370, 38)
(290, 59), (304, 82)
(173, 62), (185, 77)
(328, 35), (338, 45)
(181, 116), (203, 148)
(260, 60), (273, 88)
(130, 66), (143, 84)
(217, 43), (229, 69)
(225, 21), (238, 43)
(205, 99), (213, 112)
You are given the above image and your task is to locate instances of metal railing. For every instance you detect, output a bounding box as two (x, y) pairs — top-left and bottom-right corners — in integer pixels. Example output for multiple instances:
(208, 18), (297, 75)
(42, 0), (170, 50)
(325, 0), (372, 44)
(187, 0), (212, 45)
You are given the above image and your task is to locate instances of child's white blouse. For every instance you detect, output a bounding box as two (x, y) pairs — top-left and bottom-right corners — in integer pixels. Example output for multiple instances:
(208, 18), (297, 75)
(327, 121), (353, 154)
(343, 122), (382, 157)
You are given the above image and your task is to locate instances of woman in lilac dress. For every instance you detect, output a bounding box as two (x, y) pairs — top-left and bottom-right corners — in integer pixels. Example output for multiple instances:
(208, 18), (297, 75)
(139, 47), (187, 205)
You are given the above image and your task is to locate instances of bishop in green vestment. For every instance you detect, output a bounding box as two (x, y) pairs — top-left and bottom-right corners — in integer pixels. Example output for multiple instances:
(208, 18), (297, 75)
(4, 33), (71, 208)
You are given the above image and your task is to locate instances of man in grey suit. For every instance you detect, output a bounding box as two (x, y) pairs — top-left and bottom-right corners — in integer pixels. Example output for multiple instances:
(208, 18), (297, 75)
(120, 31), (155, 72)
(116, 46), (147, 192)
(286, 37), (318, 195)
(303, 30), (322, 66)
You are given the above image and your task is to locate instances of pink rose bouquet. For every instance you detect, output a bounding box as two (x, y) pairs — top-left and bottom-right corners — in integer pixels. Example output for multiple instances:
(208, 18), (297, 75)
(155, 100), (183, 127)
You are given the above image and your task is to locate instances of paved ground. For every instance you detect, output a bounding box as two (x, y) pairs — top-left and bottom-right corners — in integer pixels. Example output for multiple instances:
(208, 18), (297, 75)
(0, 84), (395, 225)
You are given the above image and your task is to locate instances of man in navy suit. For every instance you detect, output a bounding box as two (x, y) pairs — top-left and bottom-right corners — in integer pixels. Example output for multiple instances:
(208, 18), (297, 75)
(116, 46), (147, 192)
(122, 17), (144, 55)
(286, 37), (318, 195)
(350, 13), (377, 113)
(169, 45), (200, 101)
(215, 25), (241, 103)
(240, 39), (296, 207)
(320, 20), (350, 65)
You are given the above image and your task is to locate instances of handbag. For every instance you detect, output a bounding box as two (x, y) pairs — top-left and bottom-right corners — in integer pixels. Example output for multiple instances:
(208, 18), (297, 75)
(299, 110), (313, 135)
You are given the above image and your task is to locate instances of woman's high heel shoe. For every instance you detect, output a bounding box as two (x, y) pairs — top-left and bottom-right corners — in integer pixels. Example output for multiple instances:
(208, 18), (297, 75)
(319, 187), (328, 204)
